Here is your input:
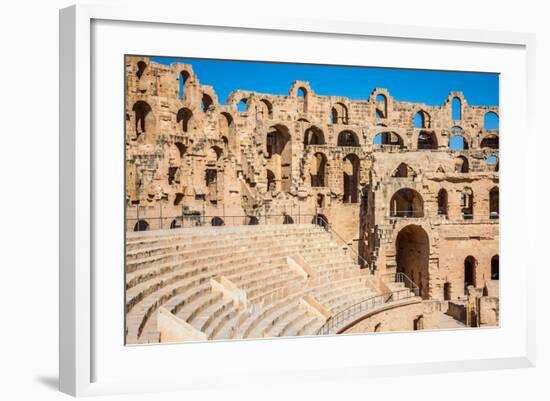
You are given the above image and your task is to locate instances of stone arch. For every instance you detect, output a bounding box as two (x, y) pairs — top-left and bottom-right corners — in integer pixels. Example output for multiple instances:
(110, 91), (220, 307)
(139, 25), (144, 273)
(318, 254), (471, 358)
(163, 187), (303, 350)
(178, 70), (190, 99)
(201, 93), (214, 113)
(417, 130), (438, 150)
(310, 152), (327, 187)
(266, 169), (275, 191)
(455, 156), (469, 173)
(265, 124), (292, 192)
(296, 87), (308, 113)
(449, 126), (469, 150)
(390, 188), (424, 218)
(237, 98), (249, 113)
(375, 94), (387, 118)
(464, 255), (477, 292)
(391, 163), (416, 178)
(331, 102), (349, 125)
(132, 101), (152, 137)
(133, 219), (149, 232)
(413, 110), (431, 129)
(461, 187), (474, 220)
(136, 61), (147, 79)
(337, 130), (359, 147)
(170, 219), (181, 229)
(247, 216), (259, 225)
(480, 134), (499, 149)
(257, 99), (273, 119)
(304, 126), (325, 145)
(452, 97), (462, 120)
(484, 111), (499, 130)
(176, 107), (193, 133)
(342, 154), (360, 203)
(374, 131), (404, 148)
(396, 224), (430, 299)
(283, 215), (294, 224)
(211, 217), (224, 226)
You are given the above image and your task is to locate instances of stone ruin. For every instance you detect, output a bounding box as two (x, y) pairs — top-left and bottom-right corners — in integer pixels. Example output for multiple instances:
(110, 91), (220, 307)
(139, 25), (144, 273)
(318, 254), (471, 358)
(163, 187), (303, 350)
(125, 56), (499, 304)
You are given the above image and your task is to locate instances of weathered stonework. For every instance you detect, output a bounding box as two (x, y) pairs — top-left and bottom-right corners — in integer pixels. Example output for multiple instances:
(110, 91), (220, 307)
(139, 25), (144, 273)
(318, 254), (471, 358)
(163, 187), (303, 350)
(125, 56), (499, 304)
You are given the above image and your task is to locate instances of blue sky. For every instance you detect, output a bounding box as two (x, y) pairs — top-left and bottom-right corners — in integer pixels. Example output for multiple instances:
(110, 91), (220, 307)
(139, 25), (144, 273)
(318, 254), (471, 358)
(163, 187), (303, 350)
(150, 56), (499, 107)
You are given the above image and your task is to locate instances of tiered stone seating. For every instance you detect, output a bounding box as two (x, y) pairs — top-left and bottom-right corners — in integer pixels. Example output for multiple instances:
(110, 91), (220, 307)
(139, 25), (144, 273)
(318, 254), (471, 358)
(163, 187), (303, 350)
(125, 224), (386, 344)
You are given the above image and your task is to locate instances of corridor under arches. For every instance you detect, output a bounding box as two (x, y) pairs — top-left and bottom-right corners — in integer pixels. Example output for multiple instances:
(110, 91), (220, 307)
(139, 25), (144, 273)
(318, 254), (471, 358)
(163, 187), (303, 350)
(396, 225), (430, 299)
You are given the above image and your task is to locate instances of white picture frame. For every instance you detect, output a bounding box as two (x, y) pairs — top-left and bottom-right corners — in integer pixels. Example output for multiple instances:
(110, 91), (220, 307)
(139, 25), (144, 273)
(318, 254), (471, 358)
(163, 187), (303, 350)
(59, 3), (536, 397)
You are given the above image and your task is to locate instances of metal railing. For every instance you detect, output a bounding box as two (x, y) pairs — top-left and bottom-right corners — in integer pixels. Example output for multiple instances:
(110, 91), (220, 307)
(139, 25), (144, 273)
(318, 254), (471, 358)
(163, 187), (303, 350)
(381, 272), (420, 298)
(317, 287), (418, 335)
(390, 210), (424, 218)
(312, 215), (373, 272)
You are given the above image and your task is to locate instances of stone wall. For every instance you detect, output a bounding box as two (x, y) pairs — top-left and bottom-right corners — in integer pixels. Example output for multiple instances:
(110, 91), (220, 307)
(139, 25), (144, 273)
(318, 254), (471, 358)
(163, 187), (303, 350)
(125, 56), (500, 302)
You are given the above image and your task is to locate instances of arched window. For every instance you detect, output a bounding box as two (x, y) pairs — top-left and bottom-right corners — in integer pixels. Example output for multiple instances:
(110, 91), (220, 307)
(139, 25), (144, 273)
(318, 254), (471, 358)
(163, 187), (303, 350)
(455, 156), (469, 173)
(390, 188), (424, 218)
(392, 163), (415, 178)
(437, 189), (448, 217)
(374, 132), (404, 148)
(304, 126), (325, 145)
(178, 70), (190, 99)
(491, 255), (499, 280)
(331, 103), (349, 125)
(132, 101), (152, 136)
(452, 97), (462, 120)
(375, 94), (387, 119)
(310, 152), (327, 187)
(201, 93), (213, 112)
(266, 169), (275, 191)
(449, 127), (468, 150)
(176, 108), (193, 132)
(265, 125), (292, 192)
(489, 187), (499, 219)
(297, 87), (307, 113)
(257, 99), (273, 119)
(480, 135), (499, 149)
(133, 220), (149, 232)
(337, 130), (359, 147)
(486, 155), (498, 171)
(413, 110), (430, 129)
(417, 131), (437, 150)
(211, 217), (224, 226)
(136, 61), (147, 79)
(484, 112), (499, 130)
(237, 98), (248, 113)
(461, 187), (474, 220)
(464, 256), (477, 293)
(219, 112), (234, 138)
(343, 154), (360, 203)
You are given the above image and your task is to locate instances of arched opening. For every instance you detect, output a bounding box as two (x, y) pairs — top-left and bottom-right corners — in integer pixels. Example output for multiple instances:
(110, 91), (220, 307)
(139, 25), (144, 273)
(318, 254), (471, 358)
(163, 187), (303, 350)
(313, 214), (328, 228)
(452, 97), (462, 120)
(480, 135), (499, 149)
(201, 93), (213, 113)
(178, 70), (190, 99)
(331, 103), (349, 125)
(392, 163), (415, 178)
(133, 220), (149, 232)
(337, 130), (359, 147)
(464, 256), (477, 293)
(211, 217), (224, 226)
(390, 188), (424, 218)
(455, 156), (469, 173)
(176, 108), (193, 132)
(132, 101), (152, 137)
(417, 131), (437, 150)
(343, 154), (360, 203)
(247, 216), (259, 225)
(170, 219), (181, 229)
(486, 155), (499, 171)
(443, 282), (452, 300)
(316, 193), (325, 208)
(374, 132), (404, 148)
(257, 99), (273, 119)
(449, 127), (468, 150)
(437, 188), (448, 217)
(484, 112), (499, 130)
(375, 94), (387, 119)
(489, 187), (499, 219)
(283, 215), (294, 224)
(304, 126), (325, 145)
(413, 315), (424, 330)
(491, 255), (499, 280)
(461, 187), (474, 220)
(374, 323), (382, 332)
(413, 110), (430, 129)
(205, 168), (218, 203)
(237, 98), (248, 113)
(396, 225), (430, 299)
(136, 61), (147, 79)
(297, 87), (307, 113)
(265, 125), (292, 192)
(310, 152), (327, 187)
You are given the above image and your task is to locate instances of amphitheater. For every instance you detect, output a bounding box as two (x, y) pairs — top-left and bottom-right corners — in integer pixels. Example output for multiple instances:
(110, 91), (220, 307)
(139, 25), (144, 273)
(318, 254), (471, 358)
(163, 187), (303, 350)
(125, 56), (500, 345)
